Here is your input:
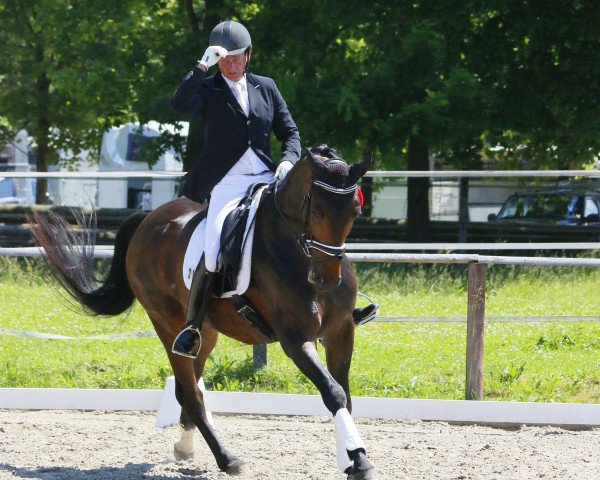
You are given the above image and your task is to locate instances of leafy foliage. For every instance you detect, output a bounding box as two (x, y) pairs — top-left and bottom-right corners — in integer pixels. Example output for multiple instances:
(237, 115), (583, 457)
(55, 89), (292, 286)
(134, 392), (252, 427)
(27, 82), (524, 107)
(3, 1), (600, 206)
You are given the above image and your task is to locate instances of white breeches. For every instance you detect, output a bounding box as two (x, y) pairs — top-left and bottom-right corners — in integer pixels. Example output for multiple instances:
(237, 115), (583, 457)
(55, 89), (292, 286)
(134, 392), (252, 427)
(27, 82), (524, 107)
(204, 171), (273, 272)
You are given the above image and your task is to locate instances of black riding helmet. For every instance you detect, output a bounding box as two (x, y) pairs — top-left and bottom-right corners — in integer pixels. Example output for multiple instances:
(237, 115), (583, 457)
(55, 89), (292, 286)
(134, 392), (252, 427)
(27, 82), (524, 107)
(209, 20), (252, 56)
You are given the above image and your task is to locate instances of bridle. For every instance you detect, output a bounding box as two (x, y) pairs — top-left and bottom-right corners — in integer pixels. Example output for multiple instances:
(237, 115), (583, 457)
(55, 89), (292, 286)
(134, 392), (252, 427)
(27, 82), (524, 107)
(274, 178), (357, 260)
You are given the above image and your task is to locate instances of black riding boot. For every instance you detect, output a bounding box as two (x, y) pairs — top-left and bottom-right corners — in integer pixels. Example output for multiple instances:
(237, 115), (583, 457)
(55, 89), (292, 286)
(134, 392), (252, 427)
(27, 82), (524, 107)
(353, 303), (379, 326)
(172, 260), (217, 358)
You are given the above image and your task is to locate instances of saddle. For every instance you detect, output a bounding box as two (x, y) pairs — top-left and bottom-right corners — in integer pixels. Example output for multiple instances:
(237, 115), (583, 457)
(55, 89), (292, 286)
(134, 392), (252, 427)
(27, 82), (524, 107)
(218, 182), (269, 294)
(216, 182), (275, 340)
(181, 183), (274, 340)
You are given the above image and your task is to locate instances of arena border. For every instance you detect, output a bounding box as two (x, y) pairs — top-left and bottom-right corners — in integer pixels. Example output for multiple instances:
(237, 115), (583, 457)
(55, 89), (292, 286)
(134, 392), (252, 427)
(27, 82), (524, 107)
(1, 382), (598, 429)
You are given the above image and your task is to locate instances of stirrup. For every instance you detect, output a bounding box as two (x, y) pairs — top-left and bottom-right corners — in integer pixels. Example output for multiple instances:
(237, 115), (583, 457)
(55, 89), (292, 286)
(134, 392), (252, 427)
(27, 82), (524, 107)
(171, 325), (202, 359)
(353, 292), (379, 326)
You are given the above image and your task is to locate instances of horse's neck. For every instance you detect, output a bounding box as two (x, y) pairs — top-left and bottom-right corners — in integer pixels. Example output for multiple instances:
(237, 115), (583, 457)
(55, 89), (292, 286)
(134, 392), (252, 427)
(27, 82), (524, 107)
(275, 159), (312, 223)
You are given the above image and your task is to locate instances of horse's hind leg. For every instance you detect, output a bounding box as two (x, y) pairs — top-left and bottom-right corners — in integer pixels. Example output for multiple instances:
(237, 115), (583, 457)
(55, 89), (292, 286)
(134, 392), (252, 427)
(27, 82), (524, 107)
(280, 329), (377, 480)
(169, 353), (247, 473)
(152, 308), (246, 474)
(174, 328), (216, 460)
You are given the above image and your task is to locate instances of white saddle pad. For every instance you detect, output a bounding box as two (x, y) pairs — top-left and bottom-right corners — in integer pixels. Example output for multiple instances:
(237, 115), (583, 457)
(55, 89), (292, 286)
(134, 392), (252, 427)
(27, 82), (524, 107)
(182, 184), (268, 297)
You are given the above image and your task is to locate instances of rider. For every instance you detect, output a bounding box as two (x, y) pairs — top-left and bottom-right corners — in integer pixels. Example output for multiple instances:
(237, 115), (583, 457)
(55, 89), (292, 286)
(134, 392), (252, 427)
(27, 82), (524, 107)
(170, 20), (376, 358)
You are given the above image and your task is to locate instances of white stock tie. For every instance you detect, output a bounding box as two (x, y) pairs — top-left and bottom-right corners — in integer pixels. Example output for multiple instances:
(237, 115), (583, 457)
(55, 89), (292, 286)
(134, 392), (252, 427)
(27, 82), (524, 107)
(233, 82), (249, 116)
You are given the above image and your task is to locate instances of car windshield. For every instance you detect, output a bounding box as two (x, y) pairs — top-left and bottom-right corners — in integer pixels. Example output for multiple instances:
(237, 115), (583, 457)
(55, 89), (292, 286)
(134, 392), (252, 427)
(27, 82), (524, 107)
(496, 193), (592, 221)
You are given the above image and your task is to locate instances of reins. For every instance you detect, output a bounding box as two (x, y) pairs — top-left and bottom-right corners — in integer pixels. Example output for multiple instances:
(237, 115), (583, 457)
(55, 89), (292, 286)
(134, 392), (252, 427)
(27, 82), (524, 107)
(272, 177), (357, 260)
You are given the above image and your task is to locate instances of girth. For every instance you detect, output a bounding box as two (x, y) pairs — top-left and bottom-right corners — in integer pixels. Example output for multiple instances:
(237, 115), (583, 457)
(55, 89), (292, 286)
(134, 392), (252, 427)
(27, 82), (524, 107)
(232, 294), (275, 340)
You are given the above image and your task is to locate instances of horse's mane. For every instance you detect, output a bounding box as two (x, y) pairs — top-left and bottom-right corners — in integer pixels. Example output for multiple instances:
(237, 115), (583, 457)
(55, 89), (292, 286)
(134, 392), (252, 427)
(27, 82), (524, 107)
(306, 144), (354, 188)
(309, 144), (342, 160)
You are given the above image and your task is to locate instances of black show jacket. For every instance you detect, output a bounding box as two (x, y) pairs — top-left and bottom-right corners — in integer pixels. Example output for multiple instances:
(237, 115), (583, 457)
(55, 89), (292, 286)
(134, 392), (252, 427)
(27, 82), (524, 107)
(171, 67), (301, 202)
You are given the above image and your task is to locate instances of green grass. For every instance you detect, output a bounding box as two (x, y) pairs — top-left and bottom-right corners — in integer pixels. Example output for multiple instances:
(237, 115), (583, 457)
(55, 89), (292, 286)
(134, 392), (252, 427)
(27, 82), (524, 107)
(1, 257), (599, 403)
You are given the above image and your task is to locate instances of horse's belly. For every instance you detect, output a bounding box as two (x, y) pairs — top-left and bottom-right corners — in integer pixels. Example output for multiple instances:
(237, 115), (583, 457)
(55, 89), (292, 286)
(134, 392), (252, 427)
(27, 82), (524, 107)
(207, 300), (274, 345)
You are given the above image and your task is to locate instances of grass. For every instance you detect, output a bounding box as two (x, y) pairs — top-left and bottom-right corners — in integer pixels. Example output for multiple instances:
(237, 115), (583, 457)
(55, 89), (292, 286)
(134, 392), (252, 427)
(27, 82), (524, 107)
(1, 257), (599, 403)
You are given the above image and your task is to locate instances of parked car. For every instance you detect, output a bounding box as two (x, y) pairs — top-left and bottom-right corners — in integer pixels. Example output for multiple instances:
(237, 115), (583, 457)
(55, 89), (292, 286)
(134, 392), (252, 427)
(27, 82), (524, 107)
(488, 188), (600, 226)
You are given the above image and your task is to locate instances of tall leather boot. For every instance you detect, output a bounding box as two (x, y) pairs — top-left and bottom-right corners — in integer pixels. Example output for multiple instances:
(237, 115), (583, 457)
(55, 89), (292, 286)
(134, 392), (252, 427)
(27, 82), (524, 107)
(172, 258), (217, 358)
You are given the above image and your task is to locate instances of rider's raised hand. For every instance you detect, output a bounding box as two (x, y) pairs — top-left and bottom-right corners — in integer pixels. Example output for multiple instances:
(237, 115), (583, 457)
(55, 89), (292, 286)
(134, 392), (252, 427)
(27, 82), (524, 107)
(198, 46), (228, 70)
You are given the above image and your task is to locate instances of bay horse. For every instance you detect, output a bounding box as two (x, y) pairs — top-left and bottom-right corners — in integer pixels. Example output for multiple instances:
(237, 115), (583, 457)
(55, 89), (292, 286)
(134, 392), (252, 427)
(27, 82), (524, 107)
(31, 145), (377, 479)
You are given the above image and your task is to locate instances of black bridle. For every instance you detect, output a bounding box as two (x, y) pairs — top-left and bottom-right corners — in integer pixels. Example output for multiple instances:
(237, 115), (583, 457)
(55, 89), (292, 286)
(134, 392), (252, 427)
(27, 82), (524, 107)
(274, 179), (357, 260)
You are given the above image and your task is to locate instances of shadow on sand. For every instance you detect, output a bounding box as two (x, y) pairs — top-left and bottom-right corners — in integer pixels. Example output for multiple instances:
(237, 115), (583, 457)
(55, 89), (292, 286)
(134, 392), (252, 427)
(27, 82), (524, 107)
(0, 462), (212, 480)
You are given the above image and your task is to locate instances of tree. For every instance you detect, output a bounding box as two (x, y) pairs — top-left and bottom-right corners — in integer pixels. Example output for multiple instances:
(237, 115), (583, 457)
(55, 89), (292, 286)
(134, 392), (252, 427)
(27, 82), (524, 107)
(0, 0), (147, 203)
(467, 1), (600, 168)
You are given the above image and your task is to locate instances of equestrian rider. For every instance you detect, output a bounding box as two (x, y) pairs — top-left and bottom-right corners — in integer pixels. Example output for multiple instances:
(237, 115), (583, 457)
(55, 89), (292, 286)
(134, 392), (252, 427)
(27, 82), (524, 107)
(170, 20), (376, 358)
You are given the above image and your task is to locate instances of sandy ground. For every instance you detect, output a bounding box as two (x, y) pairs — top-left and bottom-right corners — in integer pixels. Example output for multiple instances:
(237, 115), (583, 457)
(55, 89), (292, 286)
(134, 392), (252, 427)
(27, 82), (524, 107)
(0, 410), (598, 480)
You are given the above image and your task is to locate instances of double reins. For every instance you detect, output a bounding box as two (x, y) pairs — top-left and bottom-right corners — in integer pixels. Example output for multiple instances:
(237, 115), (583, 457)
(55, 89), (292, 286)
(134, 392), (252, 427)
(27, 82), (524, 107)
(273, 178), (357, 260)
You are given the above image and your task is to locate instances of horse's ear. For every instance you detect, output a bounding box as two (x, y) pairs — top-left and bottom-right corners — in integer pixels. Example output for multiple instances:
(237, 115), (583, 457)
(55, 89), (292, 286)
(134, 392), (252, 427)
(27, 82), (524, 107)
(306, 148), (328, 177)
(349, 151), (373, 183)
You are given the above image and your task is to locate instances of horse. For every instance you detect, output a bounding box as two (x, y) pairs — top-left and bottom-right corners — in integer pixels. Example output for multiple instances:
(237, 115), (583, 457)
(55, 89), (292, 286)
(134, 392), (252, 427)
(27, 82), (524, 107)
(31, 145), (378, 480)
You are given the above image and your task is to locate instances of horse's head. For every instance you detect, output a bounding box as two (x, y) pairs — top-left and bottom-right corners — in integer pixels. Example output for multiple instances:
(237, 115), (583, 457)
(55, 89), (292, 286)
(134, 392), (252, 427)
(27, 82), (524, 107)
(296, 145), (371, 291)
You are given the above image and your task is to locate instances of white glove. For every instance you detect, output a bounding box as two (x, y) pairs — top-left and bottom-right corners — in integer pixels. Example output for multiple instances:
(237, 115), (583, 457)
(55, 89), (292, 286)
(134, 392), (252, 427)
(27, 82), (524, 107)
(198, 46), (228, 69)
(275, 160), (293, 182)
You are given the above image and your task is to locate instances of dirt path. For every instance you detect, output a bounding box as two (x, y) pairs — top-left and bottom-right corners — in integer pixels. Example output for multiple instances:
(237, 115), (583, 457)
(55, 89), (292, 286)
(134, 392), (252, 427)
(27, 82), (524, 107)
(0, 410), (598, 479)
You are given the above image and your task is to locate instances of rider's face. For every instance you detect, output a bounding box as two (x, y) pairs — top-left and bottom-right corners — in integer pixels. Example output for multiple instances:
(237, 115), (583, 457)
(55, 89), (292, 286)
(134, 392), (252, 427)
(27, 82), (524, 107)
(218, 52), (248, 82)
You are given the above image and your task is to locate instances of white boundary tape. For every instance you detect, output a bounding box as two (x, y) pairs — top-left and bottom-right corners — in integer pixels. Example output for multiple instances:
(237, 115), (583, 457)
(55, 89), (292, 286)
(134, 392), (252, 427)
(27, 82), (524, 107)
(1, 383), (598, 428)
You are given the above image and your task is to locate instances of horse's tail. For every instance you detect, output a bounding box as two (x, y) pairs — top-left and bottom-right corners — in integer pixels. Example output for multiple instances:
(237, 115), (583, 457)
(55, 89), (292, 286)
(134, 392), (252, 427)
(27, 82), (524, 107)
(30, 209), (149, 316)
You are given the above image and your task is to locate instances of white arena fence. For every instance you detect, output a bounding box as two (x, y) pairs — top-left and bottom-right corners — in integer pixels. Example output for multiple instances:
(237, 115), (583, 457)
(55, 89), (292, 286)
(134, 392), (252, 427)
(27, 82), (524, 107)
(3, 168), (600, 178)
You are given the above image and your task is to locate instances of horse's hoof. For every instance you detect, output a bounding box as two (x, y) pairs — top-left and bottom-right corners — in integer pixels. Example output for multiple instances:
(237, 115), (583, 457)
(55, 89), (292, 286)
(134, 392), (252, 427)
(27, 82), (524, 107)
(173, 447), (195, 461)
(224, 459), (249, 476)
(347, 468), (379, 480)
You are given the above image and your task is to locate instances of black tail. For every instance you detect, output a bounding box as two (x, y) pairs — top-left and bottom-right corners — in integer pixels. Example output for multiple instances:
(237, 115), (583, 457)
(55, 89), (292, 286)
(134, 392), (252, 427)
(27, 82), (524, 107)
(30, 209), (149, 316)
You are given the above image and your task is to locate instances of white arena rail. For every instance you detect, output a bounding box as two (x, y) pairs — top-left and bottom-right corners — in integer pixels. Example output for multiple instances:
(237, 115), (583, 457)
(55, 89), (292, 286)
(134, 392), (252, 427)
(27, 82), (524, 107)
(2, 168), (600, 179)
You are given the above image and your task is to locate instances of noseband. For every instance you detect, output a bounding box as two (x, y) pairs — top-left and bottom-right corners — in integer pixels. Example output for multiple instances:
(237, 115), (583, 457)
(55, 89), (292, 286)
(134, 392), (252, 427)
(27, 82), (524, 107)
(274, 179), (357, 260)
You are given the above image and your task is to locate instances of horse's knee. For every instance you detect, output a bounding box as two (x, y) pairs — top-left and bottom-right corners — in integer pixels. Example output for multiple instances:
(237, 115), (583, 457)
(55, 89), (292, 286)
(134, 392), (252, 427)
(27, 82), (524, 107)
(328, 382), (348, 412)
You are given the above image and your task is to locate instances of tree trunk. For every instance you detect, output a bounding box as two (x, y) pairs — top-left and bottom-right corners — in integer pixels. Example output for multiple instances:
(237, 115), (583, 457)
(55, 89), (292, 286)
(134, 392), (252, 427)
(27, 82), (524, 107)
(458, 176), (470, 243)
(34, 135), (49, 205)
(406, 134), (430, 242)
(34, 60), (51, 205)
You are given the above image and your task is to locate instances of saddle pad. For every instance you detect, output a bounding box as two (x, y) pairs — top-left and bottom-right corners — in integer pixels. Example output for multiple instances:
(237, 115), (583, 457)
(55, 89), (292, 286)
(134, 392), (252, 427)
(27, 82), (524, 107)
(182, 184), (268, 296)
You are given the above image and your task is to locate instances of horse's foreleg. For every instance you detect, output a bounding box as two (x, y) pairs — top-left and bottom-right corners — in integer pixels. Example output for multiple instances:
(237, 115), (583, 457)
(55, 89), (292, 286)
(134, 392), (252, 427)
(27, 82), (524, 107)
(280, 333), (376, 479)
(322, 323), (377, 479)
(323, 322), (355, 413)
(169, 328), (247, 474)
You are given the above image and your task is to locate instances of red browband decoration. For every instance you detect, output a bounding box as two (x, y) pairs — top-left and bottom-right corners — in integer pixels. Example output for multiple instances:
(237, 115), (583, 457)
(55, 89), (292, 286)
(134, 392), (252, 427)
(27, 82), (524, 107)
(356, 186), (364, 206)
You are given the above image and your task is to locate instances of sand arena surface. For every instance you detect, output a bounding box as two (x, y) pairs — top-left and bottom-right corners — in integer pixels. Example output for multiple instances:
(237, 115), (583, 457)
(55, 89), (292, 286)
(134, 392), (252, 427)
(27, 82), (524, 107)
(0, 410), (598, 479)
